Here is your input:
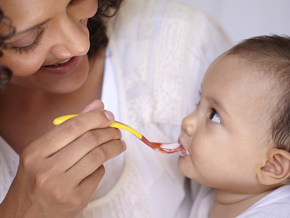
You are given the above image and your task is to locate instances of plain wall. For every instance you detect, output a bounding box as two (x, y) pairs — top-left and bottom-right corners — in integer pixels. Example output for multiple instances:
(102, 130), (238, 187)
(177, 0), (290, 44)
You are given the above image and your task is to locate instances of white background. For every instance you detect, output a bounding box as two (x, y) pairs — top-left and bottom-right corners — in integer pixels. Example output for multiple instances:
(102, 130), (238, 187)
(177, 0), (290, 44)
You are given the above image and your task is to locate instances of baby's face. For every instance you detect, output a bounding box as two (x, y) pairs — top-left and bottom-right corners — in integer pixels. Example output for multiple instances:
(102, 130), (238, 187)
(178, 54), (277, 193)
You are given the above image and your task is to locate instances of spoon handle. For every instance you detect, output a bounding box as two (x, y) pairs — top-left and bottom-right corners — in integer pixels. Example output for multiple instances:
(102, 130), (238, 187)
(53, 114), (143, 139)
(53, 114), (185, 154)
(110, 121), (142, 139)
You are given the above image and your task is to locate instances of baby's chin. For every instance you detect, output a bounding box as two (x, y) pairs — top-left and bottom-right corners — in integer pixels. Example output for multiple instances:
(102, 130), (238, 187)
(178, 154), (195, 179)
(178, 155), (212, 185)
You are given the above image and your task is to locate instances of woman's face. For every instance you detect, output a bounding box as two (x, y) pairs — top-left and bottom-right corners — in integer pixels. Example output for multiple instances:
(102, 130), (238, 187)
(0, 0), (98, 93)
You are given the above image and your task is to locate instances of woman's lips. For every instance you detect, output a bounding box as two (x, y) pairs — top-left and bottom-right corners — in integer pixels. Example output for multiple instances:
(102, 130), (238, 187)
(45, 58), (71, 67)
(41, 56), (82, 75)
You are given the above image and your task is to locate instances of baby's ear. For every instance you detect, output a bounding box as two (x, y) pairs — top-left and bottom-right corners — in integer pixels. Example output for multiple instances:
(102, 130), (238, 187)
(257, 148), (290, 185)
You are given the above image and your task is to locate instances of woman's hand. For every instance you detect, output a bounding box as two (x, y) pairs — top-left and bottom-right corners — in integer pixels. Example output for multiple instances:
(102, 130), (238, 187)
(0, 100), (126, 218)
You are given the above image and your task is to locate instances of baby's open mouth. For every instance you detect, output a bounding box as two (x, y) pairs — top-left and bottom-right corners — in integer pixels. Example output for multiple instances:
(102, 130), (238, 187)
(179, 146), (190, 156)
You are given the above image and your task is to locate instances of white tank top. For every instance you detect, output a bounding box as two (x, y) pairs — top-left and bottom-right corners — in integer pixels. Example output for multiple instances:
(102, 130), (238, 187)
(80, 49), (154, 217)
(91, 48), (125, 200)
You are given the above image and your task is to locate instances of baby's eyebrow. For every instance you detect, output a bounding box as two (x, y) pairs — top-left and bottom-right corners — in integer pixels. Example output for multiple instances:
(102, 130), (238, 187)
(209, 97), (231, 119)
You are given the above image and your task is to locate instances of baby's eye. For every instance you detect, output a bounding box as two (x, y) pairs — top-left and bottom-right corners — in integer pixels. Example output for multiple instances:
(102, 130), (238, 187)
(209, 108), (221, 123)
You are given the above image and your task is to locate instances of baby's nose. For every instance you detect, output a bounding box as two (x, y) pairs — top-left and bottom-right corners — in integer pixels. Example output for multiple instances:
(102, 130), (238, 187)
(181, 113), (196, 136)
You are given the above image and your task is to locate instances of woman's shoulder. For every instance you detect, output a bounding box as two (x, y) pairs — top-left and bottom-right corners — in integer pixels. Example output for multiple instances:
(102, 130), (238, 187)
(154, 0), (233, 62)
(164, 1), (216, 25)
(162, 1), (230, 37)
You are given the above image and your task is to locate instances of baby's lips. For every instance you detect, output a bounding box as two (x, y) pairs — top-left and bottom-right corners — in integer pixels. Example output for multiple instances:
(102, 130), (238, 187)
(178, 146), (190, 156)
(178, 137), (190, 156)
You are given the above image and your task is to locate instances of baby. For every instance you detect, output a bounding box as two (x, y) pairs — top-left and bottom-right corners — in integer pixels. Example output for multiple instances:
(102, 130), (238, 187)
(178, 35), (290, 218)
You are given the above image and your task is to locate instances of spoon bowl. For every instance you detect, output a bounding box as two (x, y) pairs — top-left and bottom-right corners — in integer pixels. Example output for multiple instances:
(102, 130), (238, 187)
(53, 114), (188, 155)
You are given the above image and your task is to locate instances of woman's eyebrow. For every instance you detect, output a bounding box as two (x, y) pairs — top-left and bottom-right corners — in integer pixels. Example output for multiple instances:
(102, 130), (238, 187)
(15, 19), (50, 35)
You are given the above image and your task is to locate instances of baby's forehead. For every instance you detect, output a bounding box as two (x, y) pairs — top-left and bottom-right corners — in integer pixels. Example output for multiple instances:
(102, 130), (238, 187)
(203, 54), (280, 118)
(220, 51), (280, 78)
(213, 54), (278, 84)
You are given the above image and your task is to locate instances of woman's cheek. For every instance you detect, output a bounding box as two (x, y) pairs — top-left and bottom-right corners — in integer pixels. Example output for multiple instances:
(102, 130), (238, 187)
(3, 53), (46, 77)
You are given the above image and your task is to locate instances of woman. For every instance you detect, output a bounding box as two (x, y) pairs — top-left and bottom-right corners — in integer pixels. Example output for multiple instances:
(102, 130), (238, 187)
(0, 1), (126, 217)
(0, 0), (232, 217)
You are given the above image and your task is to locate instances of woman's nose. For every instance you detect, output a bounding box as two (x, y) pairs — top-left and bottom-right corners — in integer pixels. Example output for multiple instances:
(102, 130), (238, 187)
(181, 112), (197, 136)
(49, 16), (90, 59)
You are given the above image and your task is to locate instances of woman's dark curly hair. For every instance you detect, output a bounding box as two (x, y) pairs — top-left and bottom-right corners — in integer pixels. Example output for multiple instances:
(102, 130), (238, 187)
(0, 0), (123, 91)
(0, 8), (14, 92)
(87, 0), (123, 58)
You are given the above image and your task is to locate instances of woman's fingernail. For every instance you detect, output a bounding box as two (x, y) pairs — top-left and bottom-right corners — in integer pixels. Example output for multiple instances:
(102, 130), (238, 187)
(79, 100), (104, 114)
(104, 110), (114, 121)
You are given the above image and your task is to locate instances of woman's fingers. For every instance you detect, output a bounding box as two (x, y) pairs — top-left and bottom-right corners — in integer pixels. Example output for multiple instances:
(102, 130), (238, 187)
(79, 99), (104, 114)
(50, 127), (122, 171)
(24, 109), (115, 158)
(66, 139), (126, 186)
(77, 165), (105, 203)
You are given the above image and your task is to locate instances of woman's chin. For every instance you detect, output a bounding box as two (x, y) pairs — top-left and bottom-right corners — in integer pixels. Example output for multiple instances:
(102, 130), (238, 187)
(43, 80), (87, 94)
(9, 70), (88, 94)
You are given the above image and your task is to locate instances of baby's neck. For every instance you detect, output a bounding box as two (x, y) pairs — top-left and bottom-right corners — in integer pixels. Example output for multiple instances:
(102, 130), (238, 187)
(210, 189), (273, 218)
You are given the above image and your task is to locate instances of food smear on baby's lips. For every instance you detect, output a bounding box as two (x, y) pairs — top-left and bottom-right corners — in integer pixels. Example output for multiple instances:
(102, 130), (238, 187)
(179, 147), (190, 156)
(160, 142), (181, 150)
(153, 142), (190, 156)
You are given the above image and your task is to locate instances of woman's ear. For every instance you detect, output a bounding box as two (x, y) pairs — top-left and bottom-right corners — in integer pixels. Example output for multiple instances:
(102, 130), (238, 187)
(257, 148), (290, 185)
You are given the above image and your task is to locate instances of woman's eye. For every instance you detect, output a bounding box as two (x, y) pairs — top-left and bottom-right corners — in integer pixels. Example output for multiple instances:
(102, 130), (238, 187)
(9, 27), (43, 54)
(209, 108), (221, 123)
(8, 28), (39, 47)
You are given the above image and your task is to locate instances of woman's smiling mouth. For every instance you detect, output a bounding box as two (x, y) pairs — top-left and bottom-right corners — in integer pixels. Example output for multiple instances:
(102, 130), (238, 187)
(41, 56), (82, 75)
(43, 58), (72, 67)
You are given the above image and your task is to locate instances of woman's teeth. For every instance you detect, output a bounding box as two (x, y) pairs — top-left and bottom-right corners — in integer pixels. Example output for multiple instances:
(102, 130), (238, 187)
(45, 58), (71, 67)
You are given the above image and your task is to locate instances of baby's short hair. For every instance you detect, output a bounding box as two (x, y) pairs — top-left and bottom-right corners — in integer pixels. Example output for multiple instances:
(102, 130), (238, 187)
(227, 35), (290, 152)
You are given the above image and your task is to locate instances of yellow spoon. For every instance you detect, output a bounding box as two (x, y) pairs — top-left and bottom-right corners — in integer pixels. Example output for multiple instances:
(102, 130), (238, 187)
(53, 114), (186, 154)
